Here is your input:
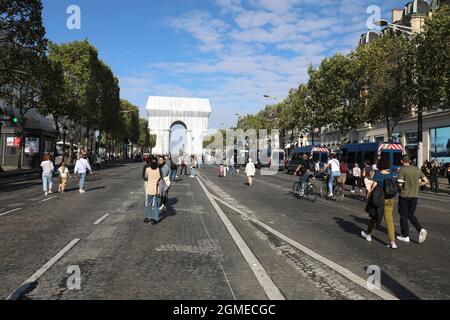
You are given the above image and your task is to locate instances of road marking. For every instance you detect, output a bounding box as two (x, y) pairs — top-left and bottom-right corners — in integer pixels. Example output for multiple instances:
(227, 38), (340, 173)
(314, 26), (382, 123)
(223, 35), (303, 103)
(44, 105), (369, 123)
(6, 238), (80, 300)
(205, 190), (398, 301)
(197, 207), (237, 300)
(0, 208), (22, 217)
(38, 196), (57, 203)
(196, 176), (285, 300)
(93, 213), (110, 225)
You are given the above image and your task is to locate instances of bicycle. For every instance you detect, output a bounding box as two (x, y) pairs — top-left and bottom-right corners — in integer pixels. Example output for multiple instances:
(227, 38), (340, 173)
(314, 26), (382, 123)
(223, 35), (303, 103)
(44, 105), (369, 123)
(319, 174), (345, 202)
(292, 175), (318, 202)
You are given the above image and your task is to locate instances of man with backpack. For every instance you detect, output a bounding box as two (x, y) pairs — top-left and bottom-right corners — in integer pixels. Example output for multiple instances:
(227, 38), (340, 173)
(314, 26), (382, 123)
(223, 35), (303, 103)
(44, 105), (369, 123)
(396, 154), (429, 244)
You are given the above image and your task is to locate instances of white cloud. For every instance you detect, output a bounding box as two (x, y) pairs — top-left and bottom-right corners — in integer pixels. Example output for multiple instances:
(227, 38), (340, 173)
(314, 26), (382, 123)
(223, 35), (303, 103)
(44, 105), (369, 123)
(168, 11), (229, 53)
(121, 0), (399, 128)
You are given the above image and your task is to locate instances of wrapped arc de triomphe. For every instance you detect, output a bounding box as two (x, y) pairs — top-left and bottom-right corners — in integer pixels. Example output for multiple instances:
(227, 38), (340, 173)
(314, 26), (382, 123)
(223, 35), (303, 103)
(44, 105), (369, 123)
(146, 96), (211, 160)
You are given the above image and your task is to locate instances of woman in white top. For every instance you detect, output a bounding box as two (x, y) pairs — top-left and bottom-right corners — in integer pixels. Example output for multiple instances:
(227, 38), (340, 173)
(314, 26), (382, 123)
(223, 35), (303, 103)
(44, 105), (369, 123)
(40, 154), (54, 195)
(351, 163), (362, 193)
(245, 158), (256, 189)
(74, 153), (92, 193)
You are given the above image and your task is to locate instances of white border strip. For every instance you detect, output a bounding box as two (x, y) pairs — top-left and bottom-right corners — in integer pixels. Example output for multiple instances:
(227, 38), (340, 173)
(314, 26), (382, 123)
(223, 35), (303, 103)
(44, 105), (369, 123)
(38, 196), (57, 203)
(0, 208), (22, 217)
(5, 238), (80, 300)
(196, 177), (285, 300)
(209, 192), (398, 301)
(93, 213), (110, 225)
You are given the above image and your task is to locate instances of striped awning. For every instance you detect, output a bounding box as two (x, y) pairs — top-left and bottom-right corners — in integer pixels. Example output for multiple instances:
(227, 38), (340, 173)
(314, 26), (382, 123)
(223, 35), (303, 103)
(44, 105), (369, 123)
(378, 143), (404, 154)
(312, 147), (330, 153)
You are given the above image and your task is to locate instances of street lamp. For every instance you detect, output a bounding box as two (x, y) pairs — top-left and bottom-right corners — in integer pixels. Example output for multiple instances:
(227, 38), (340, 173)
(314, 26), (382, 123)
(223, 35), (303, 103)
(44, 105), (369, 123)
(373, 19), (416, 36)
(263, 95), (279, 101)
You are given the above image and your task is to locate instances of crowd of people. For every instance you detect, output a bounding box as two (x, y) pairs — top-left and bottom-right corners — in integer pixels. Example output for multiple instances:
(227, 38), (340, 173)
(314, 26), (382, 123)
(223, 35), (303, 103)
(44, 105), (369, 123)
(421, 159), (449, 193)
(40, 151), (92, 195)
(291, 152), (431, 249)
(141, 154), (199, 225)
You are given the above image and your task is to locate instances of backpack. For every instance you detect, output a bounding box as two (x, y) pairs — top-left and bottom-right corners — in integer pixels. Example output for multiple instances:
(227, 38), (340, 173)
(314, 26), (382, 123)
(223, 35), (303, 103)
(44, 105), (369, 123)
(383, 177), (398, 199)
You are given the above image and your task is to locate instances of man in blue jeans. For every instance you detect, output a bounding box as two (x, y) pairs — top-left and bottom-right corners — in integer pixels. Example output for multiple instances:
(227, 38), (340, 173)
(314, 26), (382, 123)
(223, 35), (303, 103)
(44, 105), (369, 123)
(324, 153), (341, 197)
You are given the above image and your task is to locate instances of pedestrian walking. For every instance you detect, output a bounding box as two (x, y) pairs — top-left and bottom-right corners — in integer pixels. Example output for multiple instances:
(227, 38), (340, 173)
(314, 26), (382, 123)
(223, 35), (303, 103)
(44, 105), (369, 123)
(429, 160), (440, 193)
(190, 155), (197, 177)
(143, 156), (162, 225)
(245, 158), (256, 189)
(40, 154), (54, 196)
(447, 164), (450, 186)
(361, 158), (398, 249)
(351, 163), (362, 193)
(219, 162), (224, 177)
(169, 157), (178, 182)
(396, 154), (429, 243)
(227, 158), (233, 176)
(339, 159), (348, 187)
(57, 160), (71, 193)
(421, 160), (430, 191)
(74, 153), (92, 193)
(158, 156), (171, 211)
(362, 160), (374, 199)
(180, 156), (187, 176)
(96, 153), (102, 170)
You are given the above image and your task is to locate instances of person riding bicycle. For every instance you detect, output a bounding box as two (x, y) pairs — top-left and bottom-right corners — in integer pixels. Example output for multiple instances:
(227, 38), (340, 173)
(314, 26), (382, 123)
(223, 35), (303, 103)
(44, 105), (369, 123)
(294, 154), (312, 196)
(323, 153), (342, 197)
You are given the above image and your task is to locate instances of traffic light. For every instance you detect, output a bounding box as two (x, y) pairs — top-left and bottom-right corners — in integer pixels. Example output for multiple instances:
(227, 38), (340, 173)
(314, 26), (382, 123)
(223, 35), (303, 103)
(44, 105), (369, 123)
(0, 111), (19, 127)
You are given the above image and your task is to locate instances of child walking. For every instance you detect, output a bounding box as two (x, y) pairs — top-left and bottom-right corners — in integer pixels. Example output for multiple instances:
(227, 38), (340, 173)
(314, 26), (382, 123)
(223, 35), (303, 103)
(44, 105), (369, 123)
(58, 161), (71, 193)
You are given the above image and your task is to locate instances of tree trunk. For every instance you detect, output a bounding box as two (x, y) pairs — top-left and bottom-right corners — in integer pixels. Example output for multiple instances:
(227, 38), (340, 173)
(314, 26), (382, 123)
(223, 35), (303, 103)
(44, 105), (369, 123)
(53, 115), (60, 161)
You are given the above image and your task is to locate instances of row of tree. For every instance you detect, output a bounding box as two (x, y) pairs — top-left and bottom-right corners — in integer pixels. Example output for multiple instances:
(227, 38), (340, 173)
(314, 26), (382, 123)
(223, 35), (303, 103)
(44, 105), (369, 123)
(236, 6), (449, 146)
(0, 0), (154, 167)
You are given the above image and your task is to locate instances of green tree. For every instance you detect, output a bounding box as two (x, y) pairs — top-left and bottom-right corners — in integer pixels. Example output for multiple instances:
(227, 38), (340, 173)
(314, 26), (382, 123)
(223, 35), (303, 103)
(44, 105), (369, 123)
(356, 34), (413, 138)
(412, 5), (450, 110)
(48, 40), (105, 159)
(138, 118), (151, 154)
(0, 0), (48, 168)
(308, 53), (366, 143)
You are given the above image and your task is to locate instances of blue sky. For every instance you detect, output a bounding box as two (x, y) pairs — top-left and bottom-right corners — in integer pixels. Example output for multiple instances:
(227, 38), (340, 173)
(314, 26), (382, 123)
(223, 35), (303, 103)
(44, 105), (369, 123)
(42, 0), (408, 131)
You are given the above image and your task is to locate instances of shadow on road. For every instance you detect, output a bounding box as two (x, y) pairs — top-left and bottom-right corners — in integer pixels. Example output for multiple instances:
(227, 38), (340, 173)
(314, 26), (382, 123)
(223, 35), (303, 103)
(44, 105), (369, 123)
(158, 197), (178, 224)
(333, 217), (388, 246)
(362, 267), (422, 300)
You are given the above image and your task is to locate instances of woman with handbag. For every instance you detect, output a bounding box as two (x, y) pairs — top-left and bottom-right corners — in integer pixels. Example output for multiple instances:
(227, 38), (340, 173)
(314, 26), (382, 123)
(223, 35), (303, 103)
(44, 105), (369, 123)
(144, 156), (162, 225)
(74, 152), (92, 193)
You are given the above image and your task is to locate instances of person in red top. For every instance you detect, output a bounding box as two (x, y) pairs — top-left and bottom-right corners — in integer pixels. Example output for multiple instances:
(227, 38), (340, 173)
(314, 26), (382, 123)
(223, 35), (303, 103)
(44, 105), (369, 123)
(338, 159), (348, 188)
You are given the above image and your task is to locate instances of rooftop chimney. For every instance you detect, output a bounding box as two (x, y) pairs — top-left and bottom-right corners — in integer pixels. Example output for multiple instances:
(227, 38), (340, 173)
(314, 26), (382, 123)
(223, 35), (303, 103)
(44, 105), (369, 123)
(392, 8), (403, 23)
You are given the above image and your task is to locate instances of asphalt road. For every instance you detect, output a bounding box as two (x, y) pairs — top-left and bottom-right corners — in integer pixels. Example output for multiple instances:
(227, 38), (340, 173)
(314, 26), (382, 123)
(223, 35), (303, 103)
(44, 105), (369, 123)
(0, 163), (449, 300)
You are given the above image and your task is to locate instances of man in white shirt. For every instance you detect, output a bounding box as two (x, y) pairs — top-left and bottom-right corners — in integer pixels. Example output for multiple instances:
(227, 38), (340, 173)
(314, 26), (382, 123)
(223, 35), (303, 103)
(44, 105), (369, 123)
(74, 153), (92, 193)
(324, 153), (341, 197)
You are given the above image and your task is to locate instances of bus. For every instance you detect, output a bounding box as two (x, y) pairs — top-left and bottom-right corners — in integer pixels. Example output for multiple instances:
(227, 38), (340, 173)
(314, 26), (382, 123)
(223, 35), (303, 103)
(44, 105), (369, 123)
(286, 146), (330, 173)
(338, 142), (404, 176)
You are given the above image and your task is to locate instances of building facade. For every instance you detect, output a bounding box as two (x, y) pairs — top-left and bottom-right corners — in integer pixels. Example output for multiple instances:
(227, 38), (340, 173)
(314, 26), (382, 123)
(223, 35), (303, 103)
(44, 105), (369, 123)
(0, 99), (57, 170)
